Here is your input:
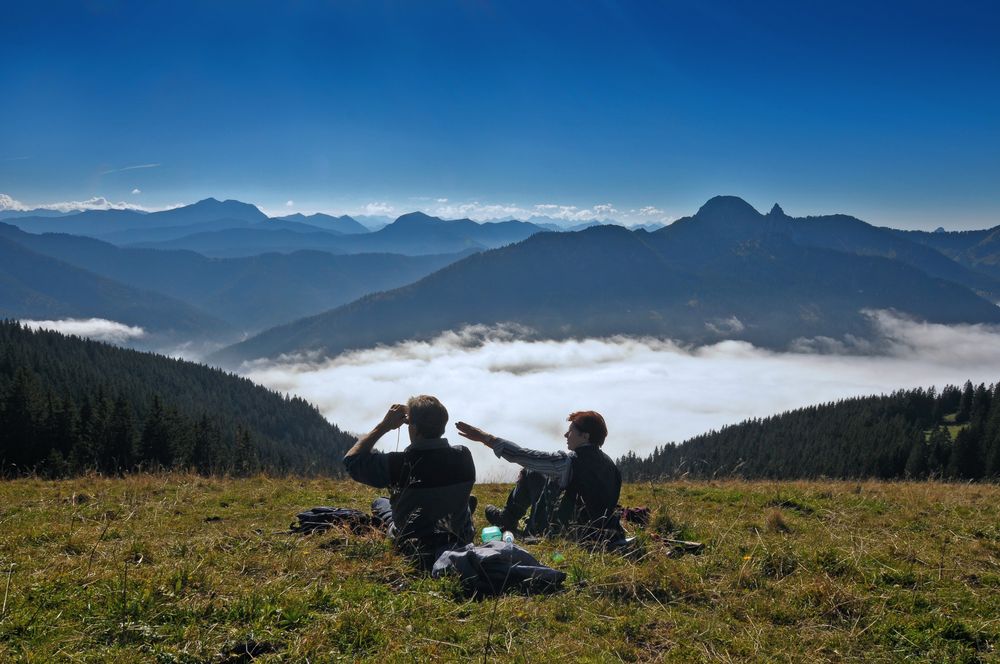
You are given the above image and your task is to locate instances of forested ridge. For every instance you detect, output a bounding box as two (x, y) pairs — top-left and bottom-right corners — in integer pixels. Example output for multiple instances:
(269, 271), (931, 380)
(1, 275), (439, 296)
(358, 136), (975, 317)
(0, 320), (355, 477)
(619, 381), (1000, 481)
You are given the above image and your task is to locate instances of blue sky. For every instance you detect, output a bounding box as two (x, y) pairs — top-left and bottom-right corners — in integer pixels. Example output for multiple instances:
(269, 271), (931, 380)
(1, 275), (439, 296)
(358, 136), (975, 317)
(2, 1), (998, 229)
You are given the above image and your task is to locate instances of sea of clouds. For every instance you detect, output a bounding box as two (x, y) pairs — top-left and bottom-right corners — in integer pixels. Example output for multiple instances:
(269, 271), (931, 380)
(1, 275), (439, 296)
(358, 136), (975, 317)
(243, 311), (1000, 481)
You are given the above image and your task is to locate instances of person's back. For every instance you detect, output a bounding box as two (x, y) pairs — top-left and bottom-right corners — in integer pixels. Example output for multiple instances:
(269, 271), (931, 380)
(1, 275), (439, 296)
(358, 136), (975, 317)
(343, 395), (475, 568)
(384, 438), (475, 549)
(553, 444), (621, 540)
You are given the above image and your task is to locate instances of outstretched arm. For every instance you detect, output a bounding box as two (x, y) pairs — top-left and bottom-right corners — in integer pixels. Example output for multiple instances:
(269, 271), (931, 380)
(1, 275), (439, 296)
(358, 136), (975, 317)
(455, 421), (499, 448)
(456, 421), (573, 487)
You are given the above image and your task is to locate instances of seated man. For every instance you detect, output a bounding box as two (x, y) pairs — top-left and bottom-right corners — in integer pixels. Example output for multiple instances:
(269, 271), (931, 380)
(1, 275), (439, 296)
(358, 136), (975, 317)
(456, 411), (624, 543)
(344, 395), (476, 568)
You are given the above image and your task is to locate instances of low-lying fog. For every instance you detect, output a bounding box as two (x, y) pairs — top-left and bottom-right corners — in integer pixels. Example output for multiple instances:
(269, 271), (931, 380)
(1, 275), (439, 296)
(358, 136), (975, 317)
(243, 311), (1000, 481)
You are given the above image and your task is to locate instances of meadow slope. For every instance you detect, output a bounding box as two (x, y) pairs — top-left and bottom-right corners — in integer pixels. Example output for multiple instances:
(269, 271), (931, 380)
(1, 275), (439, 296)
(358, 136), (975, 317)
(1, 476), (998, 662)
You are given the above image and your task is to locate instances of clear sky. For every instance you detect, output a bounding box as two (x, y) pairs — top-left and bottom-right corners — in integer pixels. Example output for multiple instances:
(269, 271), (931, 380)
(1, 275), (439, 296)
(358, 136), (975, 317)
(2, 1), (998, 229)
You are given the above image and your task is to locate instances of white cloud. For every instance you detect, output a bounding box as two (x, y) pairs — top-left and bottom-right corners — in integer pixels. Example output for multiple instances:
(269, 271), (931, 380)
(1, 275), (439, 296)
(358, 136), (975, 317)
(705, 316), (745, 335)
(99, 163), (160, 176)
(40, 196), (149, 212)
(529, 203), (621, 222)
(286, 200), (294, 207)
(436, 198), (449, 203)
(0, 193), (28, 211)
(242, 311), (1000, 481)
(20, 318), (146, 344)
(364, 201), (395, 215)
(638, 206), (664, 216)
(1, 193), (178, 213)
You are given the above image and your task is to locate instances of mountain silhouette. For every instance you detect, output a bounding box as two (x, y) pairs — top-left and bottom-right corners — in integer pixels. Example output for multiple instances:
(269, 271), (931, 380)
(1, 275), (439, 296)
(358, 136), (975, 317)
(0, 236), (234, 345)
(131, 211), (545, 257)
(0, 222), (472, 333)
(209, 197), (1000, 366)
(8, 198), (266, 237)
(275, 212), (369, 234)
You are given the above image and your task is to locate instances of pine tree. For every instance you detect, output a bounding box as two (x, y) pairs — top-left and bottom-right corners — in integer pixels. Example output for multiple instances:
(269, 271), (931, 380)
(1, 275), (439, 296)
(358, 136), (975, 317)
(948, 427), (983, 480)
(956, 380), (975, 424)
(139, 395), (173, 470)
(1, 367), (45, 472)
(904, 439), (929, 479)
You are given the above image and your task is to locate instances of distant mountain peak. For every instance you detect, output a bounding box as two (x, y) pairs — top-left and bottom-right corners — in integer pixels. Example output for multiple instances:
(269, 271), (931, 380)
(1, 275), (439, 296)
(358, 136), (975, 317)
(392, 211), (438, 225)
(768, 203), (787, 217)
(695, 196), (762, 220)
(934, 227), (946, 233)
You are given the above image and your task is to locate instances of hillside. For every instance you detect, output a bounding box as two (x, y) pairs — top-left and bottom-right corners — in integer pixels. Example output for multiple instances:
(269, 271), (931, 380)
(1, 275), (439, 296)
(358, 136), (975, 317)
(892, 225), (1000, 281)
(0, 236), (234, 345)
(619, 381), (1000, 481)
(211, 197), (1000, 365)
(2, 476), (997, 661)
(0, 321), (355, 476)
(0, 222), (472, 333)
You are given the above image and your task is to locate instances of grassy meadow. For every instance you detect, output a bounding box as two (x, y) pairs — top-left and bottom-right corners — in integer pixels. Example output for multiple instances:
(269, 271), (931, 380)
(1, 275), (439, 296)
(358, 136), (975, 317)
(0, 475), (998, 662)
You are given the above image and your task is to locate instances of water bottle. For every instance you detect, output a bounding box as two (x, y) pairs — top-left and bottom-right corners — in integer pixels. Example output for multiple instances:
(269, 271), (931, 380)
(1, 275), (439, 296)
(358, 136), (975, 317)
(481, 526), (502, 543)
(502, 530), (515, 544)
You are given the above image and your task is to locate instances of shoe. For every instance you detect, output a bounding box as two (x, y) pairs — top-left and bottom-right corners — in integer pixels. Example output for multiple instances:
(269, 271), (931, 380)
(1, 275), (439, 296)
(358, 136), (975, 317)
(484, 504), (508, 529)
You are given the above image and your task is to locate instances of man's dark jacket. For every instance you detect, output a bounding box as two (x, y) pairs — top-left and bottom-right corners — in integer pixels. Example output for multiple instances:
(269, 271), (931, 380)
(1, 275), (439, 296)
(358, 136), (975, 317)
(344, 437), (475, 552)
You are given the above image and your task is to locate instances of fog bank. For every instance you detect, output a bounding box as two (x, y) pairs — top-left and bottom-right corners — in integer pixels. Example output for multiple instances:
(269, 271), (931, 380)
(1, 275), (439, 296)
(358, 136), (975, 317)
(244, 312), (1000, 480)
(20, 318), (146, 344)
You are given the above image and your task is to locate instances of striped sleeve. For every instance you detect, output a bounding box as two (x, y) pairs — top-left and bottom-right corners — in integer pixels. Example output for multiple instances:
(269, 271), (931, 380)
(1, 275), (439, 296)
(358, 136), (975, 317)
(492, 438), (574, 488)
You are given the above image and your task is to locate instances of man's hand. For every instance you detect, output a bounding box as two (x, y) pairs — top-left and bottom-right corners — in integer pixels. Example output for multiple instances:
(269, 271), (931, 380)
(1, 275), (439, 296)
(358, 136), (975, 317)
(456, 421), (498, 448)
(380, 404), (408, 431)
(345, 403), (408, 458)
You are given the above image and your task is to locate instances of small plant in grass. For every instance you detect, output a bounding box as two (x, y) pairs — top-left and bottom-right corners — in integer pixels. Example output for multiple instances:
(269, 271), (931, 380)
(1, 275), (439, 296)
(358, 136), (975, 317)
(650, 509), (675, 536)
(765, 508), (791, 533)
(757, 548), (798, 579)
(649, 508), (697, 540)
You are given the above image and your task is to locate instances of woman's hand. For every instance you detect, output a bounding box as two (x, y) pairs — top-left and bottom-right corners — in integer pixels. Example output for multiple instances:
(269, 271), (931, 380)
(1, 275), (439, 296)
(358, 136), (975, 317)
(455, 421), (497, 448)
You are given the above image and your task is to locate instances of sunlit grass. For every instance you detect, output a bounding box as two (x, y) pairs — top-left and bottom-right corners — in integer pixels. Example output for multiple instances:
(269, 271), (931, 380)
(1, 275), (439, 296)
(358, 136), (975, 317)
(1, 475), (997, 661)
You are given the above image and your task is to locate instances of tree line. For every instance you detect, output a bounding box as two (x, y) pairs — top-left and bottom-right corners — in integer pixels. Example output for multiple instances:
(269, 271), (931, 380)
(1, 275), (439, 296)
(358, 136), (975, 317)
(618, 381), (1000, 481)
(0, 321), (356, 477)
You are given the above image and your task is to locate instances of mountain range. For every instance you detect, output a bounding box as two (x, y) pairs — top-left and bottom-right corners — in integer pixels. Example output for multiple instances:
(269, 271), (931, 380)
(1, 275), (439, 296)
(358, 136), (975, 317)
(127, 211), (546, 257)
(0, 235), (234, 346)
(0, 222), (472, 334)
(209, 196), (1000, 366)
(6, 194), (1000, 364)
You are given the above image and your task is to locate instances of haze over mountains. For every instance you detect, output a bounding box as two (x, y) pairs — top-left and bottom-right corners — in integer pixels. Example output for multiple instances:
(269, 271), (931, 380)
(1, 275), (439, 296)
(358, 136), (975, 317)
(4, 194), (1000, 366)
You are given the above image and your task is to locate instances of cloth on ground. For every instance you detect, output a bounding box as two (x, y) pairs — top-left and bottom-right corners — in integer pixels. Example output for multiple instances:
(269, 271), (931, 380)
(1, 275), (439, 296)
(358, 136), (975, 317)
(431, 540), (566, 596)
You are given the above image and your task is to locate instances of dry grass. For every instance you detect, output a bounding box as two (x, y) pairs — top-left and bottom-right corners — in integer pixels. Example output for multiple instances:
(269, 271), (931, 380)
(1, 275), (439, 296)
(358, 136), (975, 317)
(0, 475), (998, 662)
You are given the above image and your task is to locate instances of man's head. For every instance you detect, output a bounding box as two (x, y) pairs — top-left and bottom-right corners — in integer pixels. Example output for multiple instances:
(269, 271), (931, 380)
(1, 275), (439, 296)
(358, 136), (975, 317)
(406, 395), (449, 441)
(565, 410), (607, 450)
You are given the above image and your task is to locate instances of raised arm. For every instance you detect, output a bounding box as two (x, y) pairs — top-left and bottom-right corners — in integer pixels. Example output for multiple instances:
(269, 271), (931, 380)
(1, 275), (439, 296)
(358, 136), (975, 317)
(344, 404), (408, 488)
(456, 421), (573, 487)
(346, 403), (407, 458)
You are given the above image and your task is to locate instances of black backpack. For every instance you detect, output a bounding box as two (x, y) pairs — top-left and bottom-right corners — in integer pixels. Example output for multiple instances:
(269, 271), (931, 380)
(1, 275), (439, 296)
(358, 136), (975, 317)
(290, 506), (380, 535)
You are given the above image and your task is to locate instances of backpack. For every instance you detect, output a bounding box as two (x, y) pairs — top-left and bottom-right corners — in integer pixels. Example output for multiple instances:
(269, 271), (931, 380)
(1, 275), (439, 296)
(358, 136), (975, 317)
(290, 506), (379, 535)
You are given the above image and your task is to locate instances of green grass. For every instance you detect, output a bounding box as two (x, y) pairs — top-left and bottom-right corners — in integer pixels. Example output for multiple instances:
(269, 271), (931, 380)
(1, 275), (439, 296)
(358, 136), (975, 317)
(1, 476), (998, 662)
